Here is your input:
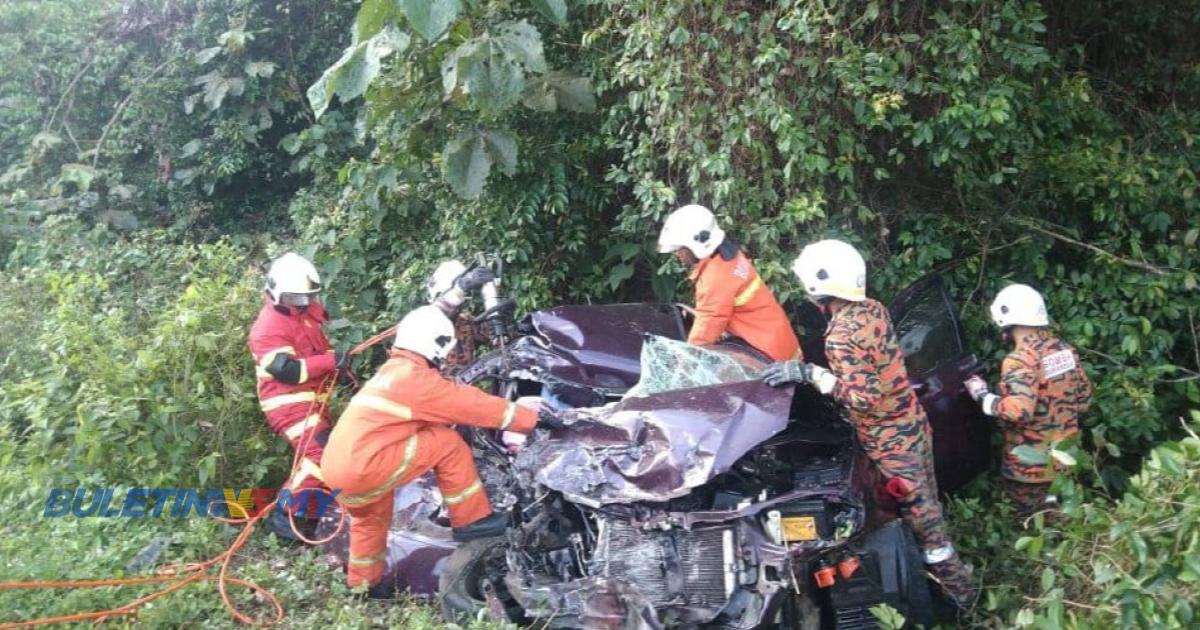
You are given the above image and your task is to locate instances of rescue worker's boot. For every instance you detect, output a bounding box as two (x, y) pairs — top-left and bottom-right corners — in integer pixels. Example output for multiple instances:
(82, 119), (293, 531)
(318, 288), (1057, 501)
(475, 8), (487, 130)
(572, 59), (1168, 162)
(265, 509), (299, 543)
(265, 508), (317, 544)
(452, 511), (509, 542)
(363, 580), (399, 600)
(927, 552), (978, 611)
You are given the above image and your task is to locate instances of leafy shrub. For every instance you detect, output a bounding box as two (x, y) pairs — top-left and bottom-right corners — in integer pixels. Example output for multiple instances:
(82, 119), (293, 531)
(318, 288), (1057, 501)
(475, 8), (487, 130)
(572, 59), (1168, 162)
(0, 217), (286, 488)
(951, 415), (1200, 628)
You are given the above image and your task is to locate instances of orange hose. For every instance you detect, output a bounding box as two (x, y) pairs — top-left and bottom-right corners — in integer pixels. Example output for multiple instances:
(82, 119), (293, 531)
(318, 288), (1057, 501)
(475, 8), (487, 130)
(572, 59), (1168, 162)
(0, 327), (397, 628)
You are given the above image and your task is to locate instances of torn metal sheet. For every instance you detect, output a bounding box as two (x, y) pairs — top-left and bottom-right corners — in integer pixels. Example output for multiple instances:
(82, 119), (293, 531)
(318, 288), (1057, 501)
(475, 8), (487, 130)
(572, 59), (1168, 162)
(515, 339), (794, 504)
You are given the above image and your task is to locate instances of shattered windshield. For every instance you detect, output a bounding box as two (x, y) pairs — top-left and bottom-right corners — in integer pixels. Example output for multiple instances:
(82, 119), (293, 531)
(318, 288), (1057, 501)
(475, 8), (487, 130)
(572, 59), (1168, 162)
(624, 335), (769, 398)
(513, 335), (792, 505)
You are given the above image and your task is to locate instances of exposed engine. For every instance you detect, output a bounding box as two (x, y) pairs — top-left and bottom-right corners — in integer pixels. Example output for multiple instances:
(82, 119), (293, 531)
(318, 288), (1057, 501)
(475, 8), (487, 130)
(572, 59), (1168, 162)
(457, 413), (872, 629)
(435, 299), (939, 629)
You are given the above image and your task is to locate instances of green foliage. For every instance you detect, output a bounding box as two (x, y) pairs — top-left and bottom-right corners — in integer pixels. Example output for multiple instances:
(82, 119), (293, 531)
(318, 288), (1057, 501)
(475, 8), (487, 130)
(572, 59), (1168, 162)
(0, 468), (510, 628)
(0, 218), (283, 488)
(2, 0), (1200, 625)
(307, 24), (411, 119)
(0, 0), (358, 243)
(952, 418), (1200, 628)
(289, 0), (1199, 462)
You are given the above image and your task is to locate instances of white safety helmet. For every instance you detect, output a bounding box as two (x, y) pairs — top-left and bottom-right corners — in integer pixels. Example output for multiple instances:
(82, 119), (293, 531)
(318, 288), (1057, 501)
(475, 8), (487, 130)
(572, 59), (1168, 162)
(990, 284), (1049, 328)
(657, 204), (726, 259)
(426, 259), (467, 302)
(392, 305), (458, 362)
(265, 252), (321, 306)
(791, 239), (867, 302)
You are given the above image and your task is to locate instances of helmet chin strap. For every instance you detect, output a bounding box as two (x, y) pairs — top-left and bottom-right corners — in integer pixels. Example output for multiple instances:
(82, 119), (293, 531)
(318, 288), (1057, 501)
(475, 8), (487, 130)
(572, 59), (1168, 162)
(809, 294), (836, 316)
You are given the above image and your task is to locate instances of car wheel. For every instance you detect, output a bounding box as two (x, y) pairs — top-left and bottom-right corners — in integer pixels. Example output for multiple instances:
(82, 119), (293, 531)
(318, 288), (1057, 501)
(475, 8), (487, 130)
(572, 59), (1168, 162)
(438, 537), (523, 623)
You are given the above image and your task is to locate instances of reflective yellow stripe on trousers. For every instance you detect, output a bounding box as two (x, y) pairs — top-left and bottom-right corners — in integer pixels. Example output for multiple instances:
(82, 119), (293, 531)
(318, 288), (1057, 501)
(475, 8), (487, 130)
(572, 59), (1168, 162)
(443, 480), (483, 505)
(349, 552), (386, 566)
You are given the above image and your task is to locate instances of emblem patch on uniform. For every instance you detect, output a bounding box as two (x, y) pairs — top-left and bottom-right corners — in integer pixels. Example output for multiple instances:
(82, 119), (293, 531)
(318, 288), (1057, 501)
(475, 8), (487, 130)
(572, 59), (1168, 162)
(1041, 350), (1076, 378)
(733, 260), (750, 279)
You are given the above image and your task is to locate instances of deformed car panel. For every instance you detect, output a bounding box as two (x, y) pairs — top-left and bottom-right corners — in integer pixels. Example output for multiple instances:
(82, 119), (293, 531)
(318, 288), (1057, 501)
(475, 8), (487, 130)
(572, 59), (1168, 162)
(526, 303), (687, 391)
(514, 379), (794, 505)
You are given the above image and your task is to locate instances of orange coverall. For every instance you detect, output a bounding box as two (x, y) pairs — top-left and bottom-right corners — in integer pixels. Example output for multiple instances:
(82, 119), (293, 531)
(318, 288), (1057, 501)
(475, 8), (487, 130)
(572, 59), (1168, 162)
(321, 349), (537, 588)
(688, 248), (801, 361)
(247, 297), (337, 505)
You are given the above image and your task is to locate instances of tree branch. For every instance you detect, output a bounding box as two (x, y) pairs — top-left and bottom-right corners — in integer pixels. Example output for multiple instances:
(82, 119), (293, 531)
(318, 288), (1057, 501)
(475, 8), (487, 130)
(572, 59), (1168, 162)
(1014, 218), (1171, 277)
(44, 53), (97, 133)
(92, 59), (173, 169)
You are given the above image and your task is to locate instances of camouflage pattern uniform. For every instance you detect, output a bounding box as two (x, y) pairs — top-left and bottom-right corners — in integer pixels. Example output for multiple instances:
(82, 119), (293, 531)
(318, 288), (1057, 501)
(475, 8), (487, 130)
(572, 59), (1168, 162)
(987, 329), (1091, 512)
(825, 298), (974, 604)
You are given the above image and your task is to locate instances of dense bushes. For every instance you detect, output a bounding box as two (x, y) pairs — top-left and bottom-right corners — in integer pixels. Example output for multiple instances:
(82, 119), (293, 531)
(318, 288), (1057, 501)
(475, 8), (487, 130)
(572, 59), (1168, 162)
(1, 0), (1199, 625)
(951, 415), (1200, 628)
(0, 0), (357, 252)
(0, 219), (286, 487)
(282, 0), (1200, 467)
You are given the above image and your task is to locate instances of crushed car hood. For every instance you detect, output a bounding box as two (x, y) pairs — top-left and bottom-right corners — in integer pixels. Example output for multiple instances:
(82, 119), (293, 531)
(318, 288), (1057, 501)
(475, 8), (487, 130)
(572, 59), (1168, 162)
(515, 379), (794, 505)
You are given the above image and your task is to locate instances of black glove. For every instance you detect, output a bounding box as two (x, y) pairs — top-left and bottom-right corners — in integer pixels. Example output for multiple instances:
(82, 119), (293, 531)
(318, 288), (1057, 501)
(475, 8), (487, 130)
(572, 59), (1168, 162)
(762, 360), (837, 394)
(536, 406), (568, 431)
(455, 266), (495, 293)
(761, 360), (809, 387)
(335, 351), (356, 386)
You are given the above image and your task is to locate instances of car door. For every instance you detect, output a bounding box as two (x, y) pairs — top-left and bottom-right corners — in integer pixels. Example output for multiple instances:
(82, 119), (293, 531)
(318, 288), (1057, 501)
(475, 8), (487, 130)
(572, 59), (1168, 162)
(889, 274), (992, 492)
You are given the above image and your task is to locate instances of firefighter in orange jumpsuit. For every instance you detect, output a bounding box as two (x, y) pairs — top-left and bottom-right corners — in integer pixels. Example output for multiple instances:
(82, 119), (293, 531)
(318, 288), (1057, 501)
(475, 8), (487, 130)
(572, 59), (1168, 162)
(762, 239), (976, 609)
(964, 284), (1092, 515)
(657, 204), (801, 361)
(321, 305), (558, 597)
(247, 252), (352, 541)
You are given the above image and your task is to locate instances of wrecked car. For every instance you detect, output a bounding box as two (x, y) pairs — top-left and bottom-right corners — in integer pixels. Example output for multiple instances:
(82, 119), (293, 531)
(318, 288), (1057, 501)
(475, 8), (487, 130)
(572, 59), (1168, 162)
(319, 272), (991, 628)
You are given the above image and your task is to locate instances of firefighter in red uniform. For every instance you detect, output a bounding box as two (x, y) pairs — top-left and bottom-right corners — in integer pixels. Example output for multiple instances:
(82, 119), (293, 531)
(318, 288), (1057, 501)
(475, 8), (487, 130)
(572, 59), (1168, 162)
(762, 239), (976, 609)
(657, 204), (802, 361)
(321, 305), (561, 598)
(964, 284), (1092, 515)
(247, 252), (351, 541)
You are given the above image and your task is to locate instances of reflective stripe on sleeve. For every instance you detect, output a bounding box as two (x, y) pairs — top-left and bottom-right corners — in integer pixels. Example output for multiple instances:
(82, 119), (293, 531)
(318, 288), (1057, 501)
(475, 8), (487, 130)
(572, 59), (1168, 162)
(499, 402), (517, 430)
(260, 391), (326, 413)
(733, 276), (763, 307)
(256, 346), (297, 381)
(337, 435), (419, 507)
(257, 346), (296, 369)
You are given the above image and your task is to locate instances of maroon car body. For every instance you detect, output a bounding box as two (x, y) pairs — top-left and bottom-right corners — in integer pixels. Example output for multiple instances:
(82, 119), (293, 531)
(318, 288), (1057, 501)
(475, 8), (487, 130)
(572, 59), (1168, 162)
(320, 273), (990, 629)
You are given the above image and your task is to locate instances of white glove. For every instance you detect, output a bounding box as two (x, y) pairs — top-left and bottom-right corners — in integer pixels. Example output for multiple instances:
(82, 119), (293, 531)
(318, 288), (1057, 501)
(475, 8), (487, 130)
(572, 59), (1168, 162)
(963, 375), (999, 416)
(808, 364), (838, 395)
(963, 375), (989, 401)
(501, 431), (527, 454)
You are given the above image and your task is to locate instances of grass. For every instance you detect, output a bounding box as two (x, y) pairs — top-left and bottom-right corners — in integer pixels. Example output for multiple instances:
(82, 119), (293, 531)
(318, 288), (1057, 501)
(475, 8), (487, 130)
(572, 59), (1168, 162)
(0, 469), (509, 629)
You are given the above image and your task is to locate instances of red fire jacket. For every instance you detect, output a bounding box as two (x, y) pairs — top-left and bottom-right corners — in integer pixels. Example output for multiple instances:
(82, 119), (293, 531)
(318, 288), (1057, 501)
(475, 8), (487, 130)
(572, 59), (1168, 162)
(247, 296), (337, 435)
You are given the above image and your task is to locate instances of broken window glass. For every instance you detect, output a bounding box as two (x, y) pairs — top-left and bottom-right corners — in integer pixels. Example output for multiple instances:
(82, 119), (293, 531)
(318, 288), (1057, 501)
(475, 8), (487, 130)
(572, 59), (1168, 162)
(624, 335), (769, 398)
